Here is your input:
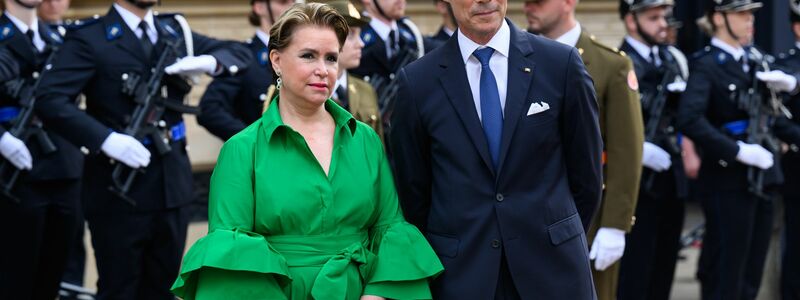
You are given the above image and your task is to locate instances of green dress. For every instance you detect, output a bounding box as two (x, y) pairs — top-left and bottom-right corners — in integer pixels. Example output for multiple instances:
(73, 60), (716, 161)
(171, 97), (443, 300)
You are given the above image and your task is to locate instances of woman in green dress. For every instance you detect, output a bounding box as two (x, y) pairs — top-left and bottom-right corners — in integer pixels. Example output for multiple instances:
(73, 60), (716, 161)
(171, 3), (443, 300)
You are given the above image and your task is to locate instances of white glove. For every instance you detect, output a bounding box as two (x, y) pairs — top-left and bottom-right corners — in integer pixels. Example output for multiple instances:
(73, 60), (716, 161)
(0, 132), (32, 170)
(101, 132), (151, 168)
(736, 141), (773, 170)
(666, 81), (687, 93)
(756, 70), (798, 92)
(165, 55), (218, 76)
(642, 142), (672, 172)
(589, 227), (626, 271)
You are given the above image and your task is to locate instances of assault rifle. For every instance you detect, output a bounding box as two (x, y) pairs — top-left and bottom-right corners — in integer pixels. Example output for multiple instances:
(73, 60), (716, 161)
(109, 36), (200, 205)
(0, 45), (59, 203)
(641, 55), (683, 193)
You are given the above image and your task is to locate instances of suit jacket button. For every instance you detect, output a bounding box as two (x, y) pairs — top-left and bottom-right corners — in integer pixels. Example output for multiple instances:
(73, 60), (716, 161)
(496, 193), (504, 202)
(491, 239), (501, 248)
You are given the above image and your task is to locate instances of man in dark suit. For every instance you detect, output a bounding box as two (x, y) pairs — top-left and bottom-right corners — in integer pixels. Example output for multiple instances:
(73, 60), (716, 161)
(33, 0), (250, 299)
(777, 2), (800, 298)
(390, 0), (603, 298)
(0, 1), (84, 299)
(197, 0), (293, 141)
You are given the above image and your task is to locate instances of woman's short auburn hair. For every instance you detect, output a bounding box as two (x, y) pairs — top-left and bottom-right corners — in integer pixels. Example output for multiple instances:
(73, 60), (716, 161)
(268, 3), (349, 52)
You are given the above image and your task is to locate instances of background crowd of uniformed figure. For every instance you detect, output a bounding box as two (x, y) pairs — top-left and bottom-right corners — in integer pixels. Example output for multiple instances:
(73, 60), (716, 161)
(1, 0), (800, 299)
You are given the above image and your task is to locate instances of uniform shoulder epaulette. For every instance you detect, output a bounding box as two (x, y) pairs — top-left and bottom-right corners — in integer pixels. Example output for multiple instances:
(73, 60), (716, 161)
(691, 46), (714, 59)
(153, 12), (184, 19)
(63, 15), (102, 32)
(588, 35), (624, 57)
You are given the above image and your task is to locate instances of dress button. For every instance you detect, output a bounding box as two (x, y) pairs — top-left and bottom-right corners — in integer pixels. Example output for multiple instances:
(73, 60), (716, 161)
(491, 239), (501, 248)
(496, 193), (504, 202)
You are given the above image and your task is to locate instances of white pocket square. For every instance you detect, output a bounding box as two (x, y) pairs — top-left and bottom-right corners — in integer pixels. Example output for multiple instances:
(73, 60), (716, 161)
(527, 101), (550, 116)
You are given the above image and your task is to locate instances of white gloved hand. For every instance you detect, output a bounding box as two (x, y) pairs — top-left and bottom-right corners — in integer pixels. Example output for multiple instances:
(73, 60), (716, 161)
(666, 81), (687, 93)
(101, 132), (151, 168)
(643, 142), (672, 172)
(756, 70), (798, 92)
(736, 141), (774, 170)
(0, 132), (32, 170)
(589, 227), (626, 271)
(165, 55), (218, 76)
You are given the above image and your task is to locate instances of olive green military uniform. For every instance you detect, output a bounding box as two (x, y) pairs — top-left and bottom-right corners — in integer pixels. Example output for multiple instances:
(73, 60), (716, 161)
(346, 74), (383, 139)
(577, 30), (645, 300)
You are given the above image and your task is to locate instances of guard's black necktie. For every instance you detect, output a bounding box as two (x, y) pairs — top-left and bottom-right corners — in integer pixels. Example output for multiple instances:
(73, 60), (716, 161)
(388, 29), (397, 57)
(335, 85), (349, 111)
(138, 21), (153, 59)
(25, 30), (37, 52)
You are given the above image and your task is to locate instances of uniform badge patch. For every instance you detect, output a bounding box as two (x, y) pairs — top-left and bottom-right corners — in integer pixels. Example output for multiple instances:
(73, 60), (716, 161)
(0, 24), (14, 41)
(106, 23), (122, 41)
(627, 69), (639, 91)
(258, 48), (269, 66)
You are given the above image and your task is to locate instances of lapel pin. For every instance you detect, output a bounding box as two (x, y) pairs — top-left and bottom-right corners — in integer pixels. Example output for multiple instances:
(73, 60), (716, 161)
(523, 67), (531, 73)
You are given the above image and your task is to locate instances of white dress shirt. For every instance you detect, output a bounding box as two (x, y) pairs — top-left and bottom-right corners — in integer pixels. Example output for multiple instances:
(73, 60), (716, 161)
(624, 35), (661, 66)
(256, 29), (270, 47)
(368, 17), (399, 58)
(711, 37), (747, 72)
(5, 12), (45, 52)
(114, 3), (157, 45)
(796, 41), (800, 51)
(457, 19), (510, 120)
(554, 22), (582, 49)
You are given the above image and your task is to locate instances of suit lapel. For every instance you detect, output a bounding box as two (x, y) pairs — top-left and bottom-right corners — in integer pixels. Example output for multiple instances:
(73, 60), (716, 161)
(496, 22), (535, 174)
(439, 36), (494, 174)
(105, 8), (149, 64)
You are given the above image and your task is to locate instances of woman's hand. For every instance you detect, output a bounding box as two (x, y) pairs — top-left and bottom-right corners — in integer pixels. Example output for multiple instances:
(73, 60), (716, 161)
(360, 295), (386, 300)
(681, 137), (701, 179)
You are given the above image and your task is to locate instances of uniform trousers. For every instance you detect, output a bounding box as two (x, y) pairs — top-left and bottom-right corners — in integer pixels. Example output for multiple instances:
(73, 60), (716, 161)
(783, 195), (800, 300)
(698, 189), (773, 300)
(0, 179), (81, 300)
(87, 205), (189, 300)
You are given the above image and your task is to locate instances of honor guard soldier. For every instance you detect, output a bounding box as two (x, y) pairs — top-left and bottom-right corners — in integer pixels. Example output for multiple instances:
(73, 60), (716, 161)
(350, 0), (424, 137)
(33, 0), (251, 298)
(197, 0), (293, 141)
(311, 0), (384, 137)
(778, 1), (800, 298)
(677, 1), (800, 299)
(525, 1), (645, 299)
(0, 0), (84, 299)
(615, 1), (691, 299)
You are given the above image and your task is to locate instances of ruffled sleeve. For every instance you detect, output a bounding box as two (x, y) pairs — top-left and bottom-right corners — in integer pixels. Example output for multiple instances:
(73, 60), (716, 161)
(171, 229), (291, 300)
(363, 130), (444, 299)
(171, 128), (290, 300)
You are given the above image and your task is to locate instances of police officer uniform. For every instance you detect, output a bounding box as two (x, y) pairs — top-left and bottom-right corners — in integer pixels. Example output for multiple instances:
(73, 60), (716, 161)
(0, 11), (84, 300)
(33, 3), (250, 299)
(777, 2), (800, 297)
(677, 1), (800, 299)
(197, 30), (272, 141)
(615, 1), (690, 299)
(569, 28), (644, 300)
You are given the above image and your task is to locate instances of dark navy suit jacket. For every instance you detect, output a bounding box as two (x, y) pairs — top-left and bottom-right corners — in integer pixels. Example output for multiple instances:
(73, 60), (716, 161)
(390, 20), (603, 299)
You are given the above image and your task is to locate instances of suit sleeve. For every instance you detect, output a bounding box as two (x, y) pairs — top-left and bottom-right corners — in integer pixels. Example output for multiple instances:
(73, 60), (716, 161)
(197, 74), (248, 141)
(191, 31), (253, 77)
(561, 48), (604, 230)
(0, 47), (18, 83)
(34, 31), (113, 153)
(389, 69), (433, 231)
(598, 57), (644, 232)
(677, 61), (740, 163)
